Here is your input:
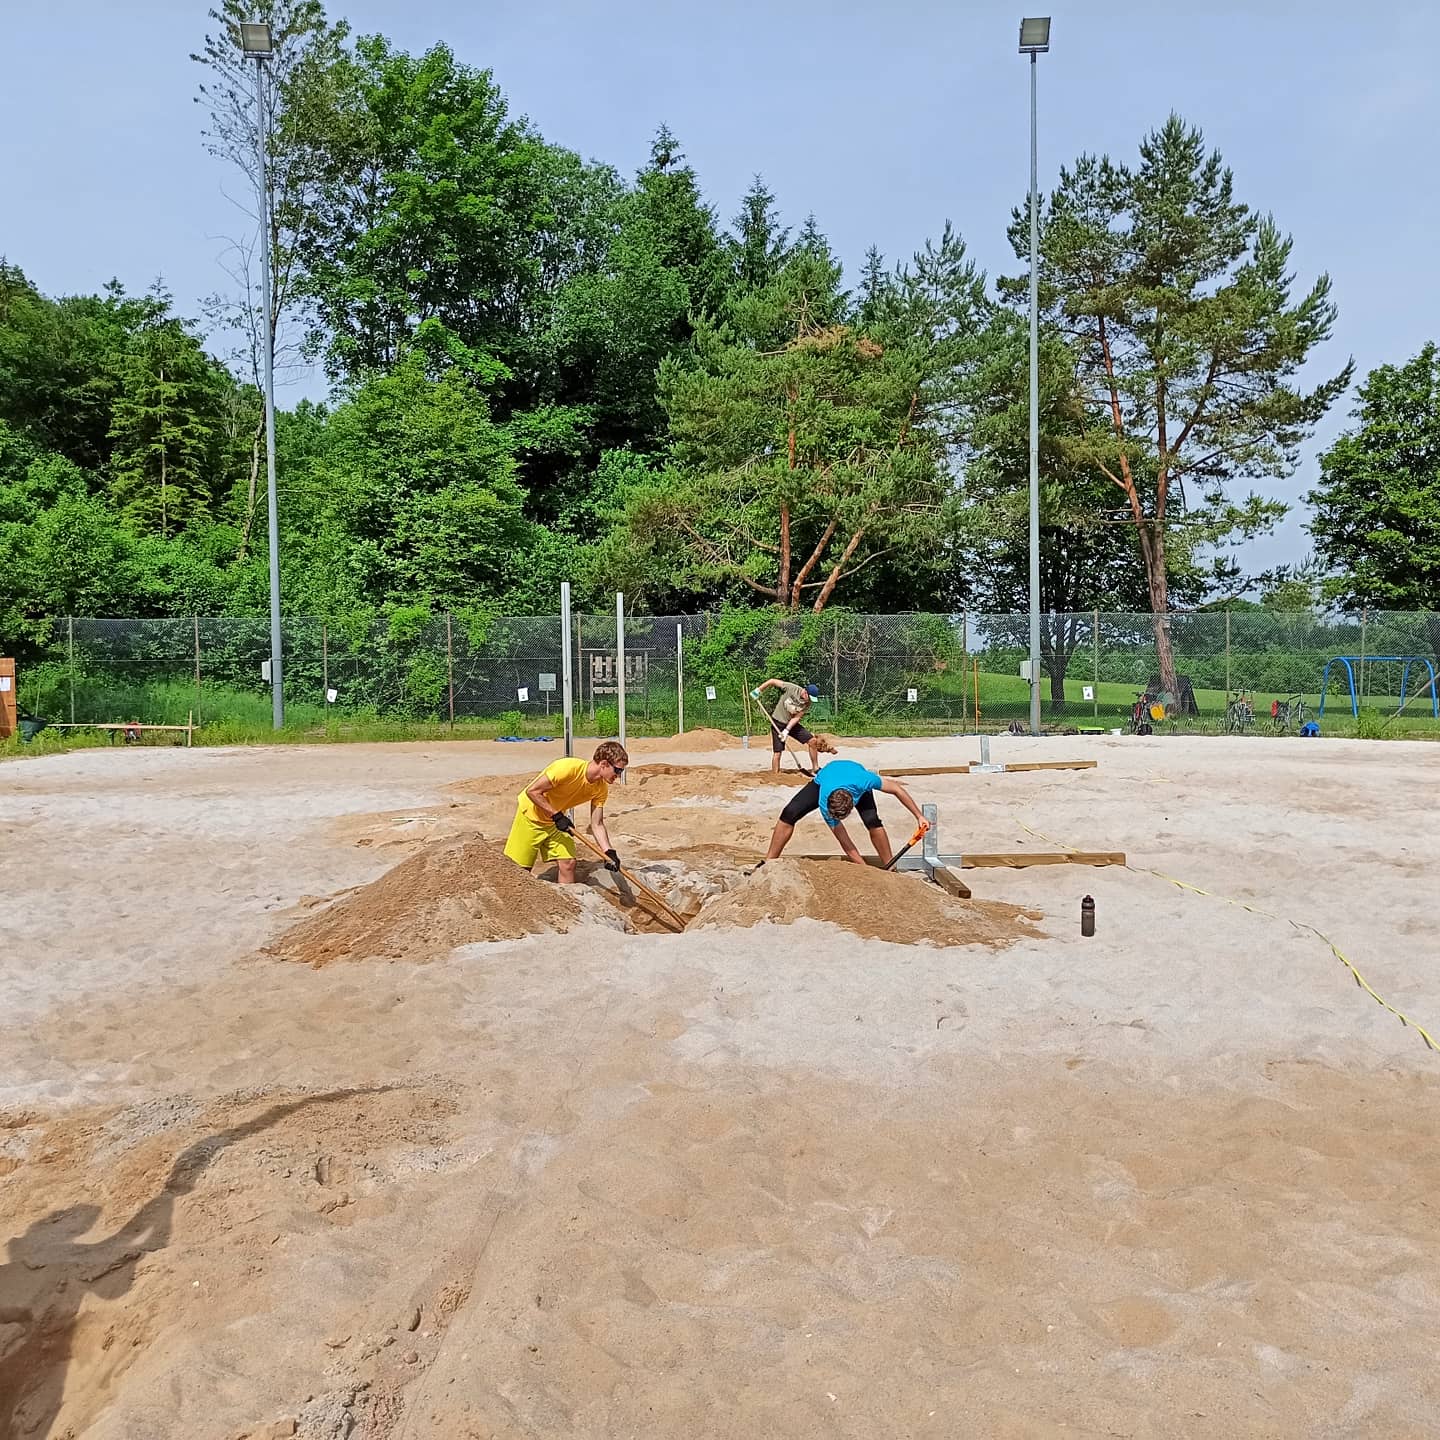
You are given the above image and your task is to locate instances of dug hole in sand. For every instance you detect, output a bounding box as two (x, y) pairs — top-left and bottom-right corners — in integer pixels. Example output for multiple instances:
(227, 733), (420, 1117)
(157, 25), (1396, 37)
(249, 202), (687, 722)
(265, 834), (1036, 961)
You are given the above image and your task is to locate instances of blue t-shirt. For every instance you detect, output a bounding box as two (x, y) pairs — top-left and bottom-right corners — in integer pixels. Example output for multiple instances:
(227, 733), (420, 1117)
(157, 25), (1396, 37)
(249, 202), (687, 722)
(816, 760), (884, 828)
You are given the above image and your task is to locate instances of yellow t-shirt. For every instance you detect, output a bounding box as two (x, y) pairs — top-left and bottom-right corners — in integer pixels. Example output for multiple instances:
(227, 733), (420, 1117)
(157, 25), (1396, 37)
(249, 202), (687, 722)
(518, 757), (609, 824)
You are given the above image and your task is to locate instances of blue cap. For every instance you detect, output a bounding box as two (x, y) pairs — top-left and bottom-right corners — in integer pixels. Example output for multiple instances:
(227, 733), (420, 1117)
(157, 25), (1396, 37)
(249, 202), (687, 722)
(806, 684), (820, 698)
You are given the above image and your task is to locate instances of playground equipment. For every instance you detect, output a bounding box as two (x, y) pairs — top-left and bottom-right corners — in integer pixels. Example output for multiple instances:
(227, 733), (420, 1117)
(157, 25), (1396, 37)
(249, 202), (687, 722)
(1319, 656), (1439, 719)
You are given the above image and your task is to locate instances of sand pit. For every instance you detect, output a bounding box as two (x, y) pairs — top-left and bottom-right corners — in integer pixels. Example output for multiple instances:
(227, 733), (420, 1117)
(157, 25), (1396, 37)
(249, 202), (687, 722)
(6, 734), (1440, 1438)
(264, 840), (580, 966)
(691, 856), (1041, 946)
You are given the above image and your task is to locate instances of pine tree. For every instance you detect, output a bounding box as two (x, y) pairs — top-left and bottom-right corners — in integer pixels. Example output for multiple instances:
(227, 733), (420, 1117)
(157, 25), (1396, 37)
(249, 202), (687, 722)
(108, 297), (223, 537)
(1008, 115), (1351, 693)
(727, 176), (791, 296)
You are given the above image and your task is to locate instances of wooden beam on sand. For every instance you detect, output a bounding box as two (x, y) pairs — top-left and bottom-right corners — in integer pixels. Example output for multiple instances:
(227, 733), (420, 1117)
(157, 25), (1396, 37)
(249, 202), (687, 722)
(960, 851), (1125, 869)
(880, 764), (972, 777)
(805, 760), (1097, 778)
(998, 759), (1097, 773)
(929, 864), (973, 900)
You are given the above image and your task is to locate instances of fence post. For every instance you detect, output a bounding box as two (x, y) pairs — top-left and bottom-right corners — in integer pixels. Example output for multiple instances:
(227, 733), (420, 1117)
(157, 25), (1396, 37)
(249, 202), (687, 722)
(615, 592), (626, 762)
(1359, 606), (1368, 707)
(446, 612), (455, 730)
(960, 610), (969, 731)
(832, 614), (840, 717)
(194, 615), (202, 724)
(676, 623), (684, 734)
(67, 615), (76, 723)
(1224, 609), (1231, 699)
(1093, 609), (1100, 719)
(560, 583), (574, 757)
(322, 623), (329, 718)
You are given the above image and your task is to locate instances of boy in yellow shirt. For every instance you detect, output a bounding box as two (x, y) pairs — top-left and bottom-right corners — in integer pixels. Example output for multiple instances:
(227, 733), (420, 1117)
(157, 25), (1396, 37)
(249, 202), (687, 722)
(503, 740), (629, 884)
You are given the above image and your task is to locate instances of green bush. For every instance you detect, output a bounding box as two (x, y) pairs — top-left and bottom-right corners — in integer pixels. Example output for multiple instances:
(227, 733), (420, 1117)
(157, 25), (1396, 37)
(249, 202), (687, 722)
(1354, 709), (1386, 740)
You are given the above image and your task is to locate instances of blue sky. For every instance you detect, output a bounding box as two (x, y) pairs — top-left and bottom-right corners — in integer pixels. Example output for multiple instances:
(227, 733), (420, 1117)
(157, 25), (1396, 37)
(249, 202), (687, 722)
(4, 0), (1438, 573)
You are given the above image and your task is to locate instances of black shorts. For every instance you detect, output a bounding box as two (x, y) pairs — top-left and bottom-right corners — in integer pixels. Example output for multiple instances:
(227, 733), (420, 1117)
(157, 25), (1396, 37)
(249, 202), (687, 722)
(779, 779), (882, 830)
(771, 720), (814, 753)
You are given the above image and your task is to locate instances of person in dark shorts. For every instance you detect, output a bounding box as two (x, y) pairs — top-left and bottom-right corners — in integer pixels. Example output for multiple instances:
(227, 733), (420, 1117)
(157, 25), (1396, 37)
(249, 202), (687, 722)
(759, 758), (928, 868)
(752, 677), (821, 774)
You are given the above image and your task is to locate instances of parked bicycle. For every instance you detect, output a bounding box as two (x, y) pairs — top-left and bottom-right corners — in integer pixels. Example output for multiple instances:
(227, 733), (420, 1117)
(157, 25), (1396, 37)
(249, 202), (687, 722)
(1224, 691), (1255, 734)
(1130, 688), (1166, 735)
(1270, 694), (1308, 734)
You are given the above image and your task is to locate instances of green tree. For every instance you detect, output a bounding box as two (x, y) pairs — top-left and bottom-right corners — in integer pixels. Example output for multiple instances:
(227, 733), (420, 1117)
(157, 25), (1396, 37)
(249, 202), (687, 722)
(541, 128), (724, 506)
(962, 314), (1217, 707)
(108, 293), (228, 537)
(1012, 115), (1351, 693)
(619, 248), (951, 613)
(297, 353), (529, 613)
(726, 176), (792, 297)
(1309, 343), (1440, 659)
(296, 36), (588, 383)
(194, 0), (353, 552)
(0, 264), (175, 473)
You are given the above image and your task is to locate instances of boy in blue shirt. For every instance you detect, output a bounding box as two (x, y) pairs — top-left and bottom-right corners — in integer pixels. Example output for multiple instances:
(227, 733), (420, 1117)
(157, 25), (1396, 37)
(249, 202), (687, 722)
(760, 758), (928, 868)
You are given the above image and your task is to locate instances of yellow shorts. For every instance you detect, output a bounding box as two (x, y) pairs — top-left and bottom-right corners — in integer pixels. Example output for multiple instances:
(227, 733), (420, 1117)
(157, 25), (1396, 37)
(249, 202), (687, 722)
(503, 809), (576, 869)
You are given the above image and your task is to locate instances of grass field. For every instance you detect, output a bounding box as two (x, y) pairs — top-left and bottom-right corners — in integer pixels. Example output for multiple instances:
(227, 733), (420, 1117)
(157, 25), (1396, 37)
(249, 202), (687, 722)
(6, 669), (1438, 759)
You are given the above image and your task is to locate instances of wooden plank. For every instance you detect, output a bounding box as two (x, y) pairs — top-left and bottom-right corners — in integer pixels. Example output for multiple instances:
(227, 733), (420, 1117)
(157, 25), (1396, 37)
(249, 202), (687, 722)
(1001, 760), (1098, 773)
(960, 851), (1125, 869)
(877, 764), (972, 777)
(930, 863), (973, 900)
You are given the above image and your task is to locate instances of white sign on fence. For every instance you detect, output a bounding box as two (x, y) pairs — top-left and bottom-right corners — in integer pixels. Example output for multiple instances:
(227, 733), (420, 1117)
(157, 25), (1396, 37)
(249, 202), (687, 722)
(326, 687), (338, 704)
(906, 688), (919, 703)
(1082, 685), (1095, 701)
(0, 677), (10, 692)
(1018, 659), (1033, 681)
(705, 685), (717, 701)
(539, 673), (556, 692)
(260, 659), (271, 681)
(517, 686), (529, 702)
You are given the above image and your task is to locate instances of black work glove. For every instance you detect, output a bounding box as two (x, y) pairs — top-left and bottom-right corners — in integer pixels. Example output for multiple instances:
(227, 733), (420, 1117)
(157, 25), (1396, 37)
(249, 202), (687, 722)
(551, 811), (574, 834)
(604, 848), (621, 873)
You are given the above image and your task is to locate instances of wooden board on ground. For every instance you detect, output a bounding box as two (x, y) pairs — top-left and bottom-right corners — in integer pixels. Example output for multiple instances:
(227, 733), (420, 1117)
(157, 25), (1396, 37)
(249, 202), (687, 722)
(960, 851), (1125, 869)
(1001, 759), (1098, 773)
(879, 764), (972, 777)
(831, 761), (1097, 778)
(929, 864), (973, 900)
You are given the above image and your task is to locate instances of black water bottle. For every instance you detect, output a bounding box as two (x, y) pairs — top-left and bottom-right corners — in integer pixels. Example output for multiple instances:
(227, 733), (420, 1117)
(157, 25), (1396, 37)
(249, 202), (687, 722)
(1081, 895), (1095, 937)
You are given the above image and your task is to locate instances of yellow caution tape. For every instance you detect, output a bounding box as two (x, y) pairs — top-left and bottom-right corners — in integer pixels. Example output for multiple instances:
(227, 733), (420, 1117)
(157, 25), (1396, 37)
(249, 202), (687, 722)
(1015, 820), (1438, 1055)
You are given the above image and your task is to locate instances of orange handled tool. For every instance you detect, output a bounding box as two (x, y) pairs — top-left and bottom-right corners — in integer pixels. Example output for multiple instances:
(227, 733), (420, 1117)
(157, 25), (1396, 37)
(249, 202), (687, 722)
(883, 822), (929, 872)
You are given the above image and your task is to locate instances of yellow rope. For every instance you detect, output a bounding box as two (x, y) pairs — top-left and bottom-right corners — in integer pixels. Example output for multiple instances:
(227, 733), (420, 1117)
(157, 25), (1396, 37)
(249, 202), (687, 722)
(1014, 820), (1438, 1056)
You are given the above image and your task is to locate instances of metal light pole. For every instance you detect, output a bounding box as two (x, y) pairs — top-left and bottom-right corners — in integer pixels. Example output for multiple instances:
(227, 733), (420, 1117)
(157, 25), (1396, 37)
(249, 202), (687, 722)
(1020, 16), (1050, 737)
(241, 21), (284, 729)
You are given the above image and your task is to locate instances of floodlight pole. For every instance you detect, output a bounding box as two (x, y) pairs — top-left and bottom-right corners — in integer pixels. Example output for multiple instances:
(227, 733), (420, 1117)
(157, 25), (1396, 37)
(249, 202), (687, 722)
(1026, 44), (1041, 737)
(250, 40), (284, 729)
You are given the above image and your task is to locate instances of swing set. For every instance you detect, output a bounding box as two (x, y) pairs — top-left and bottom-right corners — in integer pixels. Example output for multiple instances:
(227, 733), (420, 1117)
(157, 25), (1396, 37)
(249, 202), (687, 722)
(1318, 656), (1439, 718)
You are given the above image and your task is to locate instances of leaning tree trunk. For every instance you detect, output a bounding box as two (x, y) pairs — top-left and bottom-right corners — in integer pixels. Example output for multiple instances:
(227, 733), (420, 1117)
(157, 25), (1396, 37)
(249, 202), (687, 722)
(1139, 520), (1179, 696)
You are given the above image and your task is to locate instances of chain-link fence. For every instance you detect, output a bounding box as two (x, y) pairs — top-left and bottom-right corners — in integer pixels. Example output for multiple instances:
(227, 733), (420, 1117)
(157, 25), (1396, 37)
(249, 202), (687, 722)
(13, 607), (1440, 737)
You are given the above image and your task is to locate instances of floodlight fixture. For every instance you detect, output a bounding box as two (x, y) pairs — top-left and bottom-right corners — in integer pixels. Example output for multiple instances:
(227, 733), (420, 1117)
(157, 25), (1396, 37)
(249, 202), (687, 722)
(1019, 16), (1051, 53)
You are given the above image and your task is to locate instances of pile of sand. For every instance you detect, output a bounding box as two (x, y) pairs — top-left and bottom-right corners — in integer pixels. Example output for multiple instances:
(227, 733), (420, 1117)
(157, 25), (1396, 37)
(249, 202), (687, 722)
(617, 763), (798, 808)
(691, 858), (1041, 948)
(650, 726), (742, 751)
(265, 840), (579, 967)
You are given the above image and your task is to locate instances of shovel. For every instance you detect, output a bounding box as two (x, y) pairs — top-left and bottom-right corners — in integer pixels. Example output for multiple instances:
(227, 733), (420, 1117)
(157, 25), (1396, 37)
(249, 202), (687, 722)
(883, 823), (928, 872)
(570, 827), (689, 933)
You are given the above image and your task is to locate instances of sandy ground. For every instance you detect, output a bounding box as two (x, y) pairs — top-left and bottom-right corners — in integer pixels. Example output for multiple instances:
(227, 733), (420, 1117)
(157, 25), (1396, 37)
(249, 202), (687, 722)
(3, 731), (1439, 1438)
